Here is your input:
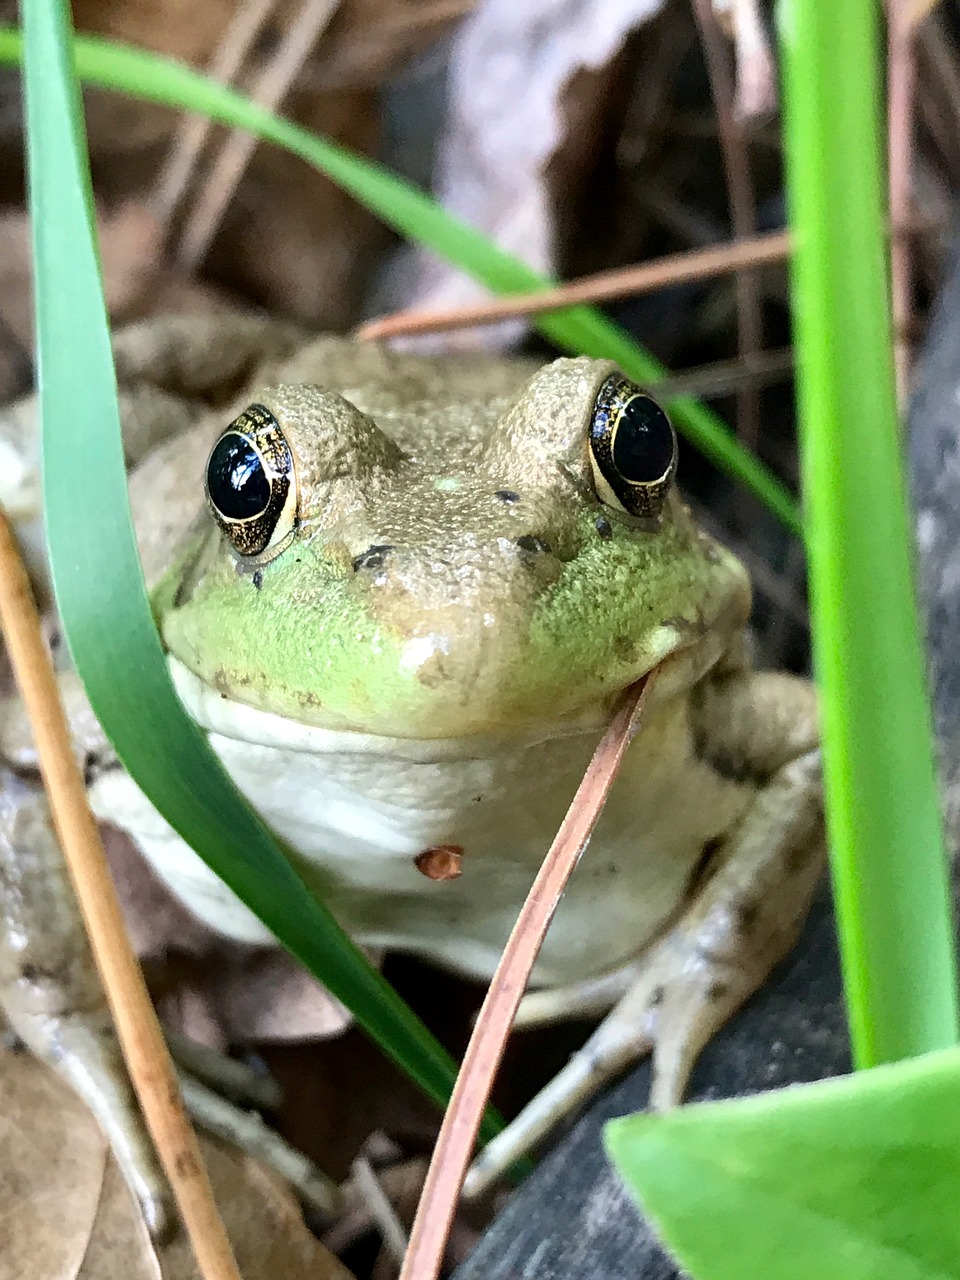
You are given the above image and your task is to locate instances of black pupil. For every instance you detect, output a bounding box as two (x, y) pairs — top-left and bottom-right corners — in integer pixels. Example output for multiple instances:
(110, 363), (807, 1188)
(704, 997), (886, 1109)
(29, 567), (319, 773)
(612, 396), (674, 483)
(207, 434), (270, 519)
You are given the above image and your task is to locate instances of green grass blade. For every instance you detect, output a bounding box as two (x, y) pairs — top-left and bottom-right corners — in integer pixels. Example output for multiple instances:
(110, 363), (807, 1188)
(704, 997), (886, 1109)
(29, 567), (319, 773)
(20, 0), (490, 1131)
(0, 25), (800, 536)
(779, 1), (957, 1061)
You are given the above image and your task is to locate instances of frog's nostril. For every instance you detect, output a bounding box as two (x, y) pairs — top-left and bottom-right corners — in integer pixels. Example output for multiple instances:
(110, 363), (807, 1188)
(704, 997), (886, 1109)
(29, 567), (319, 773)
(353, 544), (395, 572)
(516, 535), (552, 558)
(494, 489), (521, 504)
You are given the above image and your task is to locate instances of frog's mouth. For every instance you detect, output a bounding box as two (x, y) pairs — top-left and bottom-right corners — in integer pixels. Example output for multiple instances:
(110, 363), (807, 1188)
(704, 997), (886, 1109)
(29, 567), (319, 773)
(168, 655), (637, 760)
(167, 611), (730, 758)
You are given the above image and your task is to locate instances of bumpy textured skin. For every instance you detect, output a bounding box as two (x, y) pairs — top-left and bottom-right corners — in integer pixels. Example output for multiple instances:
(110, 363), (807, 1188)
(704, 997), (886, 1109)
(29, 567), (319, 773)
(150, 339), (751, 737)
(0, 313), (826, 1240)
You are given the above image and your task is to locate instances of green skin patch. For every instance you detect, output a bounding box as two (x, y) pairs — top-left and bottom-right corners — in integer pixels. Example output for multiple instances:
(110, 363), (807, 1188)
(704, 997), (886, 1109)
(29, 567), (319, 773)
(149, 349), (751, 739)
(154, 501), (750, 740)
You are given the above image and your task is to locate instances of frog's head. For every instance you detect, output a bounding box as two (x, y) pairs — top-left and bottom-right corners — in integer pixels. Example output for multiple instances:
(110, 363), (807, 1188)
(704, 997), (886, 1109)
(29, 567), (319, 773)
(154, 355), (750, 739)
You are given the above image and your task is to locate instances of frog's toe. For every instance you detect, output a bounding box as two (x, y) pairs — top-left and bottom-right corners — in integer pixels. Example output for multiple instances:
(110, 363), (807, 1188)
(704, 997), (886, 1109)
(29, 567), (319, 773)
(512, 964), (640, 1028)
(639, 939), (761, 1111)
(463, 963), (667, 1201)
(464, 926), (785, 1200)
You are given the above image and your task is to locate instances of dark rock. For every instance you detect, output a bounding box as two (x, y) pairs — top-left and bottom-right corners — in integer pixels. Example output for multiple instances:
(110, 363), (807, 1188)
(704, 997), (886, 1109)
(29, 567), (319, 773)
(909, 231), (960, 852)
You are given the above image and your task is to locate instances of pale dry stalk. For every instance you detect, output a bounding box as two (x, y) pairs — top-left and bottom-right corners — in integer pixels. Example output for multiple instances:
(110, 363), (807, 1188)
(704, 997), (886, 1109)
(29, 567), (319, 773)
(357, 230), (791, 341)
(0, 510), (243, 1280)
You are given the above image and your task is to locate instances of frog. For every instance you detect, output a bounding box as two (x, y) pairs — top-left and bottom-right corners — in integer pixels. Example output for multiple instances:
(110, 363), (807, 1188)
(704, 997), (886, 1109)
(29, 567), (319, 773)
(0, 312), (823, 1232)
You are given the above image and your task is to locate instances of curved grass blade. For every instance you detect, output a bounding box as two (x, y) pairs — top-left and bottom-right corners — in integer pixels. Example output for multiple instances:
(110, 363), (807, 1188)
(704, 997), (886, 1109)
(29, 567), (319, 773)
(20, 0), (492, 1133)
(0, 24), (800, 537)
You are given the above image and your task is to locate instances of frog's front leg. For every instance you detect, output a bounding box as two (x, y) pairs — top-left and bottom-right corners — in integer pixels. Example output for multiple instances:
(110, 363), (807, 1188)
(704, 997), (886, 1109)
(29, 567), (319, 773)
(465, 670), (822, 1197)
(0, 769), (172, 1237)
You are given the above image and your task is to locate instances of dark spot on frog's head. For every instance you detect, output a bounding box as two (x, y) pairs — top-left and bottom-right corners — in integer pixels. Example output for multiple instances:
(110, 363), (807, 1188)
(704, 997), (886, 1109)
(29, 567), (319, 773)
(595, 515), (613, 540)
(252, 569), (263, 591)
(613, 634), (637, 661)
(353, 544), (395, 572)
(516, 535), (552, 559)
(708, 980), (730, 1003)
(211, 668), (231, 698)
(709, 753), (749, 784)
(494, 489), (521, 505)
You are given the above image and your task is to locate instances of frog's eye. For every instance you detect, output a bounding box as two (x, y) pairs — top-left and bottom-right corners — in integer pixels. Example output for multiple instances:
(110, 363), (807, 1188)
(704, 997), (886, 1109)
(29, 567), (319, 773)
(588, 375), (677, 519)
(205, 404), (297, 560)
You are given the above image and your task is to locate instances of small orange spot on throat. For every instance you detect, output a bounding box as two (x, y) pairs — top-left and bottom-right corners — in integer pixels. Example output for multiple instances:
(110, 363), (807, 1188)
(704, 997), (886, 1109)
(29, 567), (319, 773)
(415, 844), (464, 881)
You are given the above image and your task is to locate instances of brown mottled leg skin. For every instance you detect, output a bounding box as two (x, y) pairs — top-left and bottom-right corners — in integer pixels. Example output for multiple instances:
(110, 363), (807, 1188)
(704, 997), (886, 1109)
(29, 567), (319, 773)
(465, 671), (823, 1199)
(0, 770), (172, 1238)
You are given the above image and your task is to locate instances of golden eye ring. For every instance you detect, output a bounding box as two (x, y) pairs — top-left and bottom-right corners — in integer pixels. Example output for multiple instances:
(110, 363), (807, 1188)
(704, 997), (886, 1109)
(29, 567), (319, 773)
(205, 404), (297, 561)
(588, 375), (677, 519)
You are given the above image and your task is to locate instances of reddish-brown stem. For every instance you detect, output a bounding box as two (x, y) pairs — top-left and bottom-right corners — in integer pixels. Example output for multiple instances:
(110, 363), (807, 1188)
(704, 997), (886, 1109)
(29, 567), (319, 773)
(398, 677), (653, 1280)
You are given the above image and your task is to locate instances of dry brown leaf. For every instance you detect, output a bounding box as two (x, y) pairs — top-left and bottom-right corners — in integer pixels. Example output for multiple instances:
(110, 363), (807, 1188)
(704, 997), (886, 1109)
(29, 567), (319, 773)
(103, 829), (354, 1049)
(59, 0), (473, 325)
(386, 0), (668, 350)
(0, 1048), (159, 1280)
(0, 1049), (354, 1280)
(0, 1), (473, 330)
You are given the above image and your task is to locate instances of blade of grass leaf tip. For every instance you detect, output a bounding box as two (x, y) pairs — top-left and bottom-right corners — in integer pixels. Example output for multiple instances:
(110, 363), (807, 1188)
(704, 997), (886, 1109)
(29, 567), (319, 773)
(0, 23), (801, 537)
(20, 0), (479, 1128)
(779, 0), (957, 1061)
(606, 1046), (960, 1280)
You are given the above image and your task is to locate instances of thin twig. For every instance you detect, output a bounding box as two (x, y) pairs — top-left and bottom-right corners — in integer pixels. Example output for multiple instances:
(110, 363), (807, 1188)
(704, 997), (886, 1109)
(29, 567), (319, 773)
(323, 1159), (428, 1257)
(692, 0), (763, 446)
(640, 177), (727, 244)
(398, 676), (654, 1280)
(176, 0), (342, 271)
(356, 230), (791, 340)
(179, 1072), (341, 1219)
(351, 1156), (409, 1267)
(0, 510), (242, 1280)
(165, 1028), (282, 1110)
(371, 1159), (426, 1280)
(152, 0), (280, 229)
(308, 0), (475, 88)
(648, 345), (793, 400)
(888, 0), (919, 404)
